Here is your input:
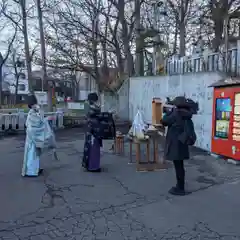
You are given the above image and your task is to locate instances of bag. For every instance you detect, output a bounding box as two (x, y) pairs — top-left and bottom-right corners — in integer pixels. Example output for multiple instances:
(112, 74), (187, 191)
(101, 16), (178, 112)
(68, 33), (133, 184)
(128, 110), (147, 139)
(98, 112), (116, 140)
(178, 119), (196, 146)
(42, 119), (57, 149)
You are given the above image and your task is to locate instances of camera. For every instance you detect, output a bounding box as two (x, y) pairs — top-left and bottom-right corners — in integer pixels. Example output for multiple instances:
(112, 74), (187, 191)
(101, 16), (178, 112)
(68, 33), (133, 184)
(163, 97), (199, 115)
(186, 98), (199, 114)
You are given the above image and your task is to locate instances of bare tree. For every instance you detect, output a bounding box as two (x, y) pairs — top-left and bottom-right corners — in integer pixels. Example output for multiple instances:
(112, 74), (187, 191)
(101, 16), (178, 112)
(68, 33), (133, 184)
(36, 0), (53, 111)
(44, 0), (139, 83)
(1, 0), (34, 93)
(200, 0), (240, 51)
(165, 0), (197, 57)
(44, 0), (112, 92)
(10, 49), (25, 104)
(0, 22), (17, 105)
(9, 41), (37, 102)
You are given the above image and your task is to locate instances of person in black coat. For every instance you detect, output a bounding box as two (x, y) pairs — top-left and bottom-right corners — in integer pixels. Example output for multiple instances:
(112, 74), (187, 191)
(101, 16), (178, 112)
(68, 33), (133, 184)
(82, 92), (102, 172)
(162, 96), (195, 196)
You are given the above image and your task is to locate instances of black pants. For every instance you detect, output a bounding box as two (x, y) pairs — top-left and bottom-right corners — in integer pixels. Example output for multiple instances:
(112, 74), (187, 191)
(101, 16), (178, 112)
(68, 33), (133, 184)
(173, 160), (185, 190)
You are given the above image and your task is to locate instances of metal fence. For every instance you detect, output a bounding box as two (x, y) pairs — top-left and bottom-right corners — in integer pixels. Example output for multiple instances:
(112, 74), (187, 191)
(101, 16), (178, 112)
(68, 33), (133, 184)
(0, 111), (64, 133)
(165, 43), (240, 76)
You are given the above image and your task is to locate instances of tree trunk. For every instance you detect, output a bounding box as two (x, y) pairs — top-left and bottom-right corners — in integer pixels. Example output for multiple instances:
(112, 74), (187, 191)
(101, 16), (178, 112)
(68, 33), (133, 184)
(102, 20), (109, 80)
(36, 0), (53, 111)
(179, 0), (186, 57)
(14, 77), (19, 105)
(179, 22), (186, 57)
(20, 0), (33, 93)
(92, 0), (100, 93)
(118, 0), (134, 76)
(0, 54), (3, 106)
(134, 0), (143, 76)
(213, 20), (224, 51)
(173, 22), (178, 55)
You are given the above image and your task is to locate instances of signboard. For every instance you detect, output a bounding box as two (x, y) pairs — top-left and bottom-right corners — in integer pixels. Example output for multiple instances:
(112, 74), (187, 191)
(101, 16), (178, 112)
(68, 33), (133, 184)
(67, 102), (85, 110)
(35, 91), (48, 105)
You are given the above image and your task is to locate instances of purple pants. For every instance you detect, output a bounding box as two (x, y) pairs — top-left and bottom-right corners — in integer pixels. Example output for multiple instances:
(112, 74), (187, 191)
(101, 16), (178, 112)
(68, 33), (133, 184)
(88, 137), (101, 171)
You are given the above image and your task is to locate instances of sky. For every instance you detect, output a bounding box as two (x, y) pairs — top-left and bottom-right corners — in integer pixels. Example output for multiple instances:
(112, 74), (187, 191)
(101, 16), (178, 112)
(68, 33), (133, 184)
(0, 0), (41, 67)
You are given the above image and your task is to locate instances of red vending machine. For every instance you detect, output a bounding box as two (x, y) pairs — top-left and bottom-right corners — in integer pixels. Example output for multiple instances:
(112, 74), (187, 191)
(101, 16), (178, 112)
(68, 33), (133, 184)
(211, 79), (240, 160)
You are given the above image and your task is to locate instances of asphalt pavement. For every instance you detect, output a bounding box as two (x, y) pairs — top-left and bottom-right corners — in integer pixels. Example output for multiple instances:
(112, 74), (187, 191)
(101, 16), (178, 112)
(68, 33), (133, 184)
(1, 129), (240, 240)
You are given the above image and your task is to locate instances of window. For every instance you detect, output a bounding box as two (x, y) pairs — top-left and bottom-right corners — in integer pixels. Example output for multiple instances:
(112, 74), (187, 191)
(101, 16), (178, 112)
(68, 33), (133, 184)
(65, 82), (71, 87)
(19, 73), (26, 79)
(18, 84), (26, 91)
(19, 96), (26, 101)
(215, 98), (231, 139)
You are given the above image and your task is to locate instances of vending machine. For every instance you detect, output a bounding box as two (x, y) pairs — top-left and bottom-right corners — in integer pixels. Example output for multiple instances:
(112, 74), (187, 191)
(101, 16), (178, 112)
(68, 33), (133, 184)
(211, 85), (240, 160)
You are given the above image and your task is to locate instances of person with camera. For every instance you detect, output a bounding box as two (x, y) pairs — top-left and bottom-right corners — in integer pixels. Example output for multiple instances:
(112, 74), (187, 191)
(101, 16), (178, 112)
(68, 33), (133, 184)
(162, 96), (197, 196)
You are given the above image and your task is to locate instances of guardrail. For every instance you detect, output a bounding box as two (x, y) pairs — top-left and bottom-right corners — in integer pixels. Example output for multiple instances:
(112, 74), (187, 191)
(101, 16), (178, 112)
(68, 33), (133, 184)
(0, 111), (64, 134)
(0, 107), (131, 135)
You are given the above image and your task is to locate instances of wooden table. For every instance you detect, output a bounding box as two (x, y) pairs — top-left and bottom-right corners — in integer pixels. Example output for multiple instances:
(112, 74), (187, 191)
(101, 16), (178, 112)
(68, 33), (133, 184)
(129, 134), (167, 172)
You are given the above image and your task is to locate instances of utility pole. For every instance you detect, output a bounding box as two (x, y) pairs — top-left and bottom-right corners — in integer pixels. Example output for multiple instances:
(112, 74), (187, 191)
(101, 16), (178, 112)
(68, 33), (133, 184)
(36, 0), (53, 111)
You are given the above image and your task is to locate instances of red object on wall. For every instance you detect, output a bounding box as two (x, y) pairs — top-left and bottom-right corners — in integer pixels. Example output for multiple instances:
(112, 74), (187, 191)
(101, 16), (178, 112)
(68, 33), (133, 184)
(211, 86), (240, 160)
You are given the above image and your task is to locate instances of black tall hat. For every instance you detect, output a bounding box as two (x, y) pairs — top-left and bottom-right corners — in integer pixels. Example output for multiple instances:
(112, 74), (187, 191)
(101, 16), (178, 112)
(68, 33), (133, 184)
(170, 96), (188, 108)
(87, 92), (98, 103)
(27, 94), (38, 108)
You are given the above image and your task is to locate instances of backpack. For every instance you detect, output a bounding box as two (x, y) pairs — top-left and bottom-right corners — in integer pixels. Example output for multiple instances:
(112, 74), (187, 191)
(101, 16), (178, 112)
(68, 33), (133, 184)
(98, 112), (116, 140)
(178, 119), (196, 146)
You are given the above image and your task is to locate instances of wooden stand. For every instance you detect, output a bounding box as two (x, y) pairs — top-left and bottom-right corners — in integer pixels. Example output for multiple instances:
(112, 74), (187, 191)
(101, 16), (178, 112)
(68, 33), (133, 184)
(114, 135), (125, 155)
(129, 138), (149, 163)
(129, 136), (167, 172)
(152, 98), (163, 125)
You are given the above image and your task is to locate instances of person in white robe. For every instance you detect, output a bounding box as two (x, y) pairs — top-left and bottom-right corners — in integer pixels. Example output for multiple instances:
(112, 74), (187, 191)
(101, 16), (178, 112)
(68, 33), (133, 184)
(22, 94), (52, 177)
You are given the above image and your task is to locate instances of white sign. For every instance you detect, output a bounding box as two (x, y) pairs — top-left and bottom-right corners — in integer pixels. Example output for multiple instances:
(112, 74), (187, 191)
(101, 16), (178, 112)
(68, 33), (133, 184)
(35, 91), (48, 105)
(67, 102), (85, 110)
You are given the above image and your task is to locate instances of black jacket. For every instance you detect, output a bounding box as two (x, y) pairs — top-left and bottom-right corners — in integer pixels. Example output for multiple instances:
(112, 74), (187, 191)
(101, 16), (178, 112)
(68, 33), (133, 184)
(162, 108), (193, 161)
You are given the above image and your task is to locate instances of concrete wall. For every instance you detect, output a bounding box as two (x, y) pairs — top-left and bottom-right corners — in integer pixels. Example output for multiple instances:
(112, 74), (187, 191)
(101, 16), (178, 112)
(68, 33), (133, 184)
(101, 91), (118, 113)
(101, 79), (129, 120)
(129, 72), (225, 151)
(76, 71), (98, 100)
(118, 79), (129, 119)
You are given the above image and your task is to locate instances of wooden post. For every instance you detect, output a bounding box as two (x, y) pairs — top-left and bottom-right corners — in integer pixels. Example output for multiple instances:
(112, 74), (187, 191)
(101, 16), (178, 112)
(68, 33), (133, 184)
(153, 139), (158, 163)
(136, 143), (141, 164)
(114, 135), (124, 155)
(129, 141), (133, 163)
(152, 98), (163, 125)
(146, 141), (150, 163)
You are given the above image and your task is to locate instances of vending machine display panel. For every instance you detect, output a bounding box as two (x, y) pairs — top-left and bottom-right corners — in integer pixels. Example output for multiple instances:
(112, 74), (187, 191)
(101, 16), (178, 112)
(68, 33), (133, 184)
(215, 98), (231, 139)
(233, 93), (240, 141)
